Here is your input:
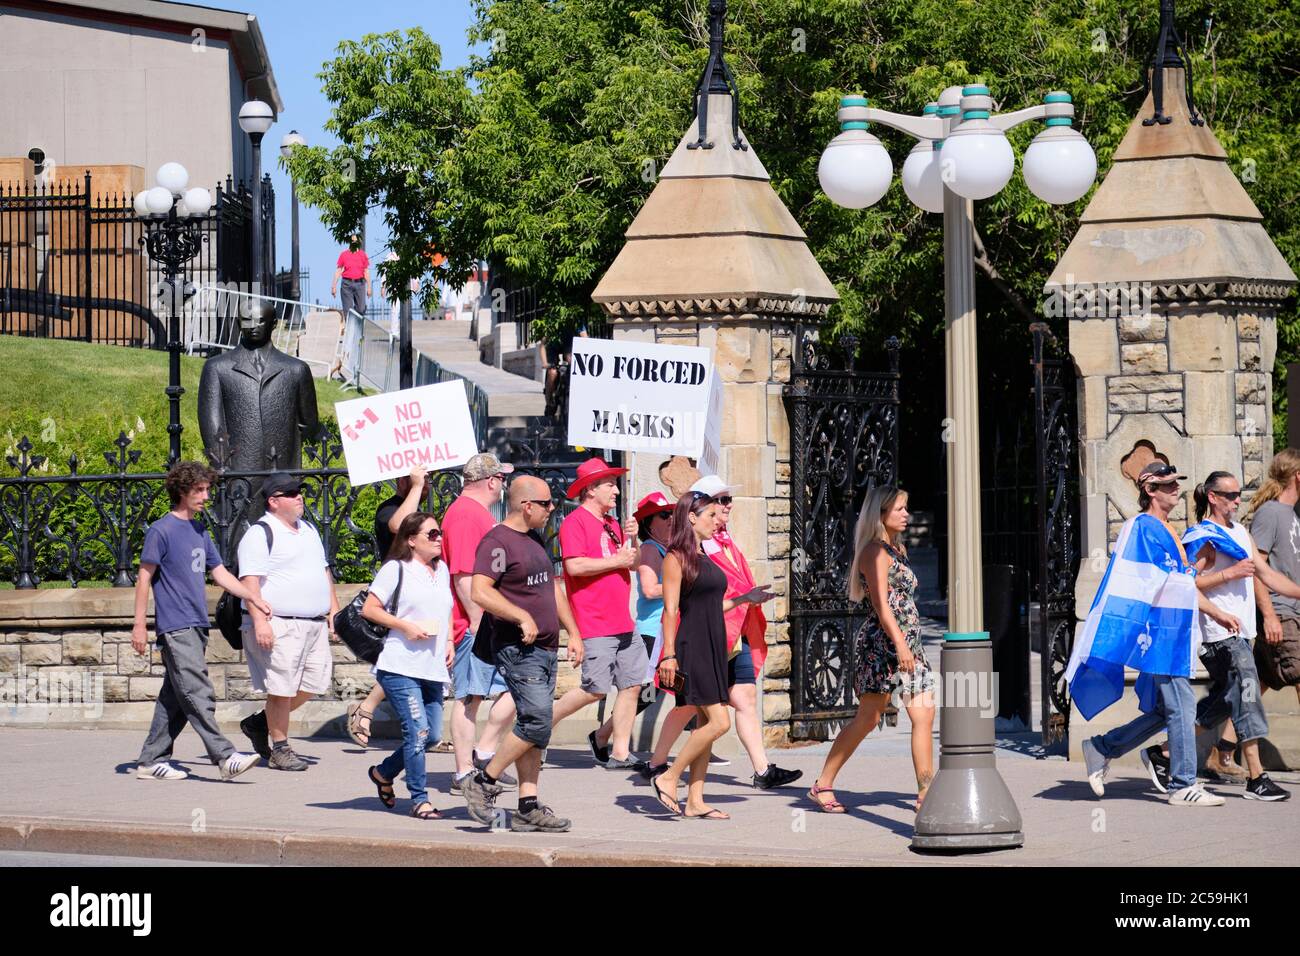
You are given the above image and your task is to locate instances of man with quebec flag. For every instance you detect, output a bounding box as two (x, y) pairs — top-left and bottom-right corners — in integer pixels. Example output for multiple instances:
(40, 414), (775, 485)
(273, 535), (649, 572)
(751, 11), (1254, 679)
(1069, 460), (1238, 807)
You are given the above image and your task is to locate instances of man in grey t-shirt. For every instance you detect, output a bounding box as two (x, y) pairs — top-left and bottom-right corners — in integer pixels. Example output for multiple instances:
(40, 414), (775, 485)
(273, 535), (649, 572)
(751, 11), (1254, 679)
(1248, 499), (1300, 621)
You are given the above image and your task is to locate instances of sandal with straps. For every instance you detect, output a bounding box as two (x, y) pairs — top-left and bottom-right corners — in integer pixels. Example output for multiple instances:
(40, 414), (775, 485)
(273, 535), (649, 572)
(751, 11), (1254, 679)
(368, 765), (396, 809)
(808, 784), (846, 813)
(410, 801), (441, 820)
(347, 703), (373, 748)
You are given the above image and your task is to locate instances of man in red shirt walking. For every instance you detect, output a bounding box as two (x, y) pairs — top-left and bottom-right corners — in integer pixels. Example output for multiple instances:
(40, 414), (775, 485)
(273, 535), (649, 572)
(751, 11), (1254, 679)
(551, 458), (646, 770)
(331, 233), (371, 320)
(443, 453), (519, 793)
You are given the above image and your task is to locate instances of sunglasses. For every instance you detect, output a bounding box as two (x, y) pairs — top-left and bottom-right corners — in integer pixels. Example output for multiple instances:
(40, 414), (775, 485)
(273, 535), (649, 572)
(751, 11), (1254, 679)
(1145, 480), (1179, 491)
(525, 498), (556, 510)
(653, 510), (672, 520)
(420, 528), (442, 540)
(714, 495), (733, 507)
(1209, 489), (1242, 501)
(270, 489), (302, 499)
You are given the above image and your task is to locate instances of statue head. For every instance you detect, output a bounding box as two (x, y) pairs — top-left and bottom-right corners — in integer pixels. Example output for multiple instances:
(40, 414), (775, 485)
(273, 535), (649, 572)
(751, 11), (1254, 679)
(239, 300), (277, 348)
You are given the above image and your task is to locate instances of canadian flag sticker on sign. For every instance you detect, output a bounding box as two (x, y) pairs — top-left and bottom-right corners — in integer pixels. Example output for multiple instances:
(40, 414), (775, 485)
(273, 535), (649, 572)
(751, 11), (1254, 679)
(335, 380), (478, 486)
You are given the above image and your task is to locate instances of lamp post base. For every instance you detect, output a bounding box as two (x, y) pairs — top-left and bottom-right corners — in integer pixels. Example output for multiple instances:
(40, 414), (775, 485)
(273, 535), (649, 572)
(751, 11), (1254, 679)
(911, 638), (1024, 852)
(910, 761), (1024, 850)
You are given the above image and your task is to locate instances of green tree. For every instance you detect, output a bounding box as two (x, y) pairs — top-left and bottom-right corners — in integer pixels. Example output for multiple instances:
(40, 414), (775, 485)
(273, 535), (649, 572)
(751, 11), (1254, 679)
(294, 0), (1299, 438)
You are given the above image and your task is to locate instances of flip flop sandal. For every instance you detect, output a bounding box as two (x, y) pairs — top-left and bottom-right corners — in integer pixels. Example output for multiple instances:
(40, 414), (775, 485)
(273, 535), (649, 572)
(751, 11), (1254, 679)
(410, 802), (441, 820)
(808, 784), (846, 813)
(347, 704), (373, 748)
(652, 776), (682, 816)
(684, 808), (730, 820)
(368, 765), (396, 809)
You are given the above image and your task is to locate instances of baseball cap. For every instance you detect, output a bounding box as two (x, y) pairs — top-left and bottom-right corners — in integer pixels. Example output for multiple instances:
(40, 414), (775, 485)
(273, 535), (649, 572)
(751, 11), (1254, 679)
(1138, 461), (1187, 483)
(262, 473), (302, 499)
(463, 452), (514, 483)
(689, 475), (733, 499)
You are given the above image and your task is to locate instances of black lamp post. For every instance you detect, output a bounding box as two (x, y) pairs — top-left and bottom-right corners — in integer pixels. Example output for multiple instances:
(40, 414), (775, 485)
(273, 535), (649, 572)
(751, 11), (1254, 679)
(280, 130), (306, 303)
(132, 165), (212, 465)
(238, 99), (274, 291)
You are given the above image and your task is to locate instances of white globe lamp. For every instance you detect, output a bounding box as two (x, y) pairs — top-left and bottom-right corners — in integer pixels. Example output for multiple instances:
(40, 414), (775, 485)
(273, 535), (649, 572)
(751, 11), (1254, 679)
(818, 98), (893, 209)
(156, 162), (189, 196)
(183, 187), (212, 217)
(1023, 123), (1097, 205)
(144, 186), (174, 216)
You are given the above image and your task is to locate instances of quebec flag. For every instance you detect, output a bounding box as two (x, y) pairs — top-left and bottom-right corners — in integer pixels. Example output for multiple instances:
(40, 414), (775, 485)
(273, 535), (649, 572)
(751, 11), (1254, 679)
(1180, 520), (1250, 563)
(1066, 514), (1199, 720)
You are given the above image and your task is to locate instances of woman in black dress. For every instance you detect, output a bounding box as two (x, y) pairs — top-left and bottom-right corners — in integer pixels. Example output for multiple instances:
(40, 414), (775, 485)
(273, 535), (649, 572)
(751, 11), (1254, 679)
(653, 492), (771, 819)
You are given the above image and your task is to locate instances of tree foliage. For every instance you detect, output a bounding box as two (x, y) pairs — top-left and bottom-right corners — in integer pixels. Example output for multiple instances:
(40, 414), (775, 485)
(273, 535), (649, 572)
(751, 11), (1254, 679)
(293, 0), (1299, 439)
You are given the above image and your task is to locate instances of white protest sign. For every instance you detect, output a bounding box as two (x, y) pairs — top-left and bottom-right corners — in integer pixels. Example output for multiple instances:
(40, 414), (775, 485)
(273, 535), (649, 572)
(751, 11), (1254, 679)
(335, 380), (478, 486)
(567, 337), (715, 457)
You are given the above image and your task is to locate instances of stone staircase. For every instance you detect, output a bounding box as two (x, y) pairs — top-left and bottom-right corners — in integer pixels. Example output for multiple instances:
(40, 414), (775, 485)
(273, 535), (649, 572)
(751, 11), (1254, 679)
(409, 319), (544, 424)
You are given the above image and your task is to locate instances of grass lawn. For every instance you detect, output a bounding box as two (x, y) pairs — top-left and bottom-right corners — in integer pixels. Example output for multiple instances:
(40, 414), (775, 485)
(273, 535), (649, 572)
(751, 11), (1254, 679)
(0, 336), (362, 472)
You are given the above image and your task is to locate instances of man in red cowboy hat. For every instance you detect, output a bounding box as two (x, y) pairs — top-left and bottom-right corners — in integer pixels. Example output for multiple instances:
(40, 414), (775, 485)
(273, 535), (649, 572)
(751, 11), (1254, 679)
(550, 457), (647, 770)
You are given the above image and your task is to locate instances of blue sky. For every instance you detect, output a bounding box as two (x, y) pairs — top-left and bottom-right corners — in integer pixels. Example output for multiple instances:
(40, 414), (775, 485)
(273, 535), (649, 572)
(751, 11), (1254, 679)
(246, 0), (481, 308)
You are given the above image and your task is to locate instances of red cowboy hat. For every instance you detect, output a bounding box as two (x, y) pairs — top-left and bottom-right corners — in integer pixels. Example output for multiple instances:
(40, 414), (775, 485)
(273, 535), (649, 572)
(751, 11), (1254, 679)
(566, 457), (628, 499)
(633, 491), (673, 522)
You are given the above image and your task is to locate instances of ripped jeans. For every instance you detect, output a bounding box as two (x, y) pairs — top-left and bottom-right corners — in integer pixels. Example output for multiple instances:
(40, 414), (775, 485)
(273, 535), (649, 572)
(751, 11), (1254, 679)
(375, 670), (446, 807)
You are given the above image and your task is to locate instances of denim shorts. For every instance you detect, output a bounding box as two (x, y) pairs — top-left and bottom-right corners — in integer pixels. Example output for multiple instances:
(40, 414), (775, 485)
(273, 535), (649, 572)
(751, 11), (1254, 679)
(727, 639), (756, 687)
(495, 643), (558, 748)
(1197, 636), (1270, 743)
(452, 631), (509, 701)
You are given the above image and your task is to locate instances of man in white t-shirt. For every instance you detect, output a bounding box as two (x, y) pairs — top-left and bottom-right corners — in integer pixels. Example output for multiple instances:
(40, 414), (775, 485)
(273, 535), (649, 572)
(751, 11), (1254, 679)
(237, 473), (340, 771)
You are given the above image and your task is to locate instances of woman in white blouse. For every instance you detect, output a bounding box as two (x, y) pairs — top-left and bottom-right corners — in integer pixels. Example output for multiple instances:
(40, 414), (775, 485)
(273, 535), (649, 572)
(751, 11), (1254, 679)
(362, 511), (454, 819)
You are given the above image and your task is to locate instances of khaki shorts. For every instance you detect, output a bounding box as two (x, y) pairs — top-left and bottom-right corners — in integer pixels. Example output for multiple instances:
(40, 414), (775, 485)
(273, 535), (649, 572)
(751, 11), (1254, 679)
(244, 617), (333, 697)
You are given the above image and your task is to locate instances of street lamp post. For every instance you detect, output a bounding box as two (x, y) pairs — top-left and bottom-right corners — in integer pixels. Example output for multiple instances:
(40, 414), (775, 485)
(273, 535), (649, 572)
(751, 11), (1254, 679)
(132, 166), (213, 466)
(280, 130), (306, 303)
(818, 83), (1096, 850)
(238, 99), (274, 292)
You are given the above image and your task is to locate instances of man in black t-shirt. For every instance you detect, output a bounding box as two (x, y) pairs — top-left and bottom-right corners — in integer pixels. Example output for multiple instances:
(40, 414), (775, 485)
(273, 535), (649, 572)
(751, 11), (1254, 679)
(462, 475), (580, 832)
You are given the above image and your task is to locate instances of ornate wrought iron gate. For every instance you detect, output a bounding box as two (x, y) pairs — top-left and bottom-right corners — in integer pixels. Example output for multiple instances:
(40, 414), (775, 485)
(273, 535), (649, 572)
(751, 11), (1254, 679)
(1032, 324), (1079, 745)
(784, 331), (900, 736)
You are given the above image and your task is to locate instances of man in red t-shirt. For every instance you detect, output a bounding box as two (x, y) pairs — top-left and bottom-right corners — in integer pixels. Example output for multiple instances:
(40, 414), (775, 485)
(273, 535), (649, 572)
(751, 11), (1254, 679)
(330, 234), (372, 320)
(551, 458), (646, 770)
(444, 453), (519, 791)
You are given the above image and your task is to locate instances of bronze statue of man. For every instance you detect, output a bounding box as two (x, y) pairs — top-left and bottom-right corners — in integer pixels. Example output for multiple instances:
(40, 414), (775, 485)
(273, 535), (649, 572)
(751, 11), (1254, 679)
(198, 301), (320, 475)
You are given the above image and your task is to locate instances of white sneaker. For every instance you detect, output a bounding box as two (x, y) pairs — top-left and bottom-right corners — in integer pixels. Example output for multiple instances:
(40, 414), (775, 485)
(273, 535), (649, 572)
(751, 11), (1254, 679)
(1081, 737), (1109, 797)
(219, 752), (261, 780)
(1168, 783), (1225, 806)
(136, 761), (189, 780)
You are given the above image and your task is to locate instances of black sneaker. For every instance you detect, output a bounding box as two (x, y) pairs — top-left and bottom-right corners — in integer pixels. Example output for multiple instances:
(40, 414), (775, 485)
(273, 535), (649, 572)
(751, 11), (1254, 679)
(240, 711), (271, 760)
(752, 765), (804, 790)
(1244, 774), (1291, 802)
(1140, 746), (1169, 794)
(472, 751), (518, 790)
(511, 804), (572, 832)
(587, 730), (611, 766)
(461, 772), (504, 825)
(268, 745), (309, 772)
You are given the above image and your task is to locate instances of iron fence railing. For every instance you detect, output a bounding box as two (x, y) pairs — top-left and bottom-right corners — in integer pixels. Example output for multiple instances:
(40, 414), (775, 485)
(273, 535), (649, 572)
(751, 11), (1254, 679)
(0, 173), (272, 350)
(0, 428), (605, 589)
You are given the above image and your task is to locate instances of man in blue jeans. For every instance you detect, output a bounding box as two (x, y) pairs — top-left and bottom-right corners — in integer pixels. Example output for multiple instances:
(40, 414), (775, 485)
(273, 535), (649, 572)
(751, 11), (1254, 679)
(1071, 461), (1236, 806)
(462, 476), (581, 832)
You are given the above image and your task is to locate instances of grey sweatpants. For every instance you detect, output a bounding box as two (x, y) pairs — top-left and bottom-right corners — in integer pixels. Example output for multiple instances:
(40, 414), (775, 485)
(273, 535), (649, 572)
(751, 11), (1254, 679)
(137, 626), (235, 766)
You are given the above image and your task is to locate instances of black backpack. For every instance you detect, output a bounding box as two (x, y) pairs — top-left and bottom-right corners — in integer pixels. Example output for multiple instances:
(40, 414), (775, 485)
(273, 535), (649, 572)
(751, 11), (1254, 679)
(213, 520), (274, 651)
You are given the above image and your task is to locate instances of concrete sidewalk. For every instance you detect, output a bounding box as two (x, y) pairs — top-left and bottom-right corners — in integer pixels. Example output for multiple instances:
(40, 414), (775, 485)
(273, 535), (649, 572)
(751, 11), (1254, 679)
(1, 727), (1296, 866)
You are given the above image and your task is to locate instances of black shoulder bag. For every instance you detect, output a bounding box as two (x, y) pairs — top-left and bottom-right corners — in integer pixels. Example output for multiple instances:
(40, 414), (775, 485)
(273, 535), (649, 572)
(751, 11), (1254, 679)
(333, 561), (404, 665)
(213, 520), (273, 651)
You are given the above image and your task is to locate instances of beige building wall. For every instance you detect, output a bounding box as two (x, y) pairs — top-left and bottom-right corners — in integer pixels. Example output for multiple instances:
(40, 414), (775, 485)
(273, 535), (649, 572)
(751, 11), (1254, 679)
(0, 7), (244, 192)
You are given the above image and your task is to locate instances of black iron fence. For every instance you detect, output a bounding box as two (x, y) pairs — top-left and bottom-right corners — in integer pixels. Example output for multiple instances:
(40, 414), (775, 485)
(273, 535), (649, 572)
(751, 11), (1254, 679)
(0, 172), (272, 349)
(0, 425), (607, 589)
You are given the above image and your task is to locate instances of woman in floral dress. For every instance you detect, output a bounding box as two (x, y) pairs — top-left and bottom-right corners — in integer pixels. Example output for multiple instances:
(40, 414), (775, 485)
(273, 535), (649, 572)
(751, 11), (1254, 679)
(807, 486), (936, 813)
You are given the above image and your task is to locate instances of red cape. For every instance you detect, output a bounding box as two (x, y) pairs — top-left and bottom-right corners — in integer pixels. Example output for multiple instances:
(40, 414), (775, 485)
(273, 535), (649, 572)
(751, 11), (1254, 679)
(706, 532), (769, 674)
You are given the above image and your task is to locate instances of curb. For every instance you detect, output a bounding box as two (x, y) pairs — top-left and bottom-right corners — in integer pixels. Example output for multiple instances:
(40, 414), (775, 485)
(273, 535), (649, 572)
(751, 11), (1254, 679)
(0, 816), (804, 867)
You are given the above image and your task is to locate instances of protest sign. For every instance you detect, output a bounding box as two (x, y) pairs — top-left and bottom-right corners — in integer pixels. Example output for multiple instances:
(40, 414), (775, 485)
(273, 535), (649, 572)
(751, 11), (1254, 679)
(335, 380), (478, 485)
(567, 337), (717, 458)
(698, 370), (723, 475)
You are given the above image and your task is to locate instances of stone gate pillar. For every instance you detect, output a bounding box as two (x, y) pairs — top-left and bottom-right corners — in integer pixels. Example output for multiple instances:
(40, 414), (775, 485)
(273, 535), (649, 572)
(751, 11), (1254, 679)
(592, 89), (838, 746)
(1046, 66), (1296, 613)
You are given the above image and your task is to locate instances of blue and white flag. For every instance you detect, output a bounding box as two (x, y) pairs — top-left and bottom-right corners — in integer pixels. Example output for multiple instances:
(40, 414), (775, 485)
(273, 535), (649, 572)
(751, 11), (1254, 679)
(1180, 520), (1250, 562)
(1066, 514), (1199, 720)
